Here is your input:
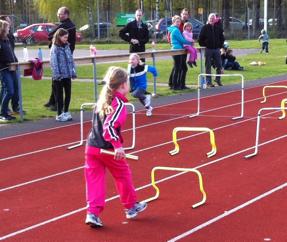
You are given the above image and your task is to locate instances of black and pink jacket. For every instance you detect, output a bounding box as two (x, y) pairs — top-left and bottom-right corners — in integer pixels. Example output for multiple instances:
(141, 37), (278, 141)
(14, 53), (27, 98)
(87, 92), (128, 149)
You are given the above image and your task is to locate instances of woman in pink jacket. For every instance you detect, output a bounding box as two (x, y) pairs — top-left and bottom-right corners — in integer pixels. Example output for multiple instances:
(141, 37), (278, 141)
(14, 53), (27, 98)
(182, 22), (198, 67)
(84, 66), (147, 228)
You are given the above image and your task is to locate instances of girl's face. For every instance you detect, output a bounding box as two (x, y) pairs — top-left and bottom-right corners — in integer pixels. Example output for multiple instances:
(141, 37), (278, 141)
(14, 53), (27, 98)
(174, 19), (181, 27)
(60, 34), (69, 44)
(129, 55), (139, 66)
(185, 25), (192, 32)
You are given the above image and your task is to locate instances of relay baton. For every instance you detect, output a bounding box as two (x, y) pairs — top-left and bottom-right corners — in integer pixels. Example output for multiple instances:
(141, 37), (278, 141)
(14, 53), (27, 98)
(100, 149), (139, 160)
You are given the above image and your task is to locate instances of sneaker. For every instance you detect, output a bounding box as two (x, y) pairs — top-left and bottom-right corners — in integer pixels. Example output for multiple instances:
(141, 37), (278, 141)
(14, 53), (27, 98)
(85, 213), (103, 228)
(146, 106), (153, 117)
(214, 79), (223, 86)
(207, 83), (215, 88)
(193, 61), (197, 67)
(50, 105), (57, 111)
(0, 115), (16, 121)
(125, 201), (147, 219)
(63, 112), (73, 121)
(187, 61), (193, 68)
(56, 113), (69, 122)
(145, 94), (151, 108)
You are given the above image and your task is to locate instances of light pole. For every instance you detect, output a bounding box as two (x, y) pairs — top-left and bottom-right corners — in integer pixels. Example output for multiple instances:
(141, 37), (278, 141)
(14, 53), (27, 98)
(263, 0), (268, 31)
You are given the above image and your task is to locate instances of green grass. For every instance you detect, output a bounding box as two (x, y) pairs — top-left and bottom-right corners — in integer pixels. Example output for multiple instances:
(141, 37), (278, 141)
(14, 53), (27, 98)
(13, 39), (287, 122)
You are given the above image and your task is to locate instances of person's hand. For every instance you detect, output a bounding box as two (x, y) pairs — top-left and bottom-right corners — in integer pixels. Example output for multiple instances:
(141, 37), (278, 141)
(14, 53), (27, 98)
(131, 39), (139, 44)
(114, 147), (126, 160)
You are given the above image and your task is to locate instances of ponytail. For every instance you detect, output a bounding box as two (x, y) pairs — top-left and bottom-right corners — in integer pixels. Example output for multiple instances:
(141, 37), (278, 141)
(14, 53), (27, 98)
(97, 66), (128, 117)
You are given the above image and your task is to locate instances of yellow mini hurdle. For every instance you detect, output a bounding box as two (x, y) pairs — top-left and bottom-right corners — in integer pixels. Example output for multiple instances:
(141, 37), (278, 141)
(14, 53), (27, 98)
(261, 85), (287, 103)
(142, 166), (207, 208)
(169, 127), (217, 158)
(279, 98), (287, 120)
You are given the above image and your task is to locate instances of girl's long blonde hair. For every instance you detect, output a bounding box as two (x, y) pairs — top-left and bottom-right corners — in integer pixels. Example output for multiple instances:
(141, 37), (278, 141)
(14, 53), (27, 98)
(97, 66), (128, 116)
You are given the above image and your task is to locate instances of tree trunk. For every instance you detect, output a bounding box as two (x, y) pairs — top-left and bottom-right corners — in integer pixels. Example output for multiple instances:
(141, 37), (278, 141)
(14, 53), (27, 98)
(222, 0), (230, 30)
(252, 0), (260, 37)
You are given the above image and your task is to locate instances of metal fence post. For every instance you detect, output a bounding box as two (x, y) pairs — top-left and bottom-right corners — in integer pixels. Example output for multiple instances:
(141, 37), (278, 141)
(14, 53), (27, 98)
(92, 57), (98, 102)
(151, 52), (157, 96)
(17, 65), (24, 122)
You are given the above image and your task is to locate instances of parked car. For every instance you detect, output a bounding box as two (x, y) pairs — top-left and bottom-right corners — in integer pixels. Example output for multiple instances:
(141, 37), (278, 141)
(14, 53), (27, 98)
(154, 17), (204, 39)
(228, 17), (247, 30)
(79, 22), (112, 39)
(14, 23), (82, 44)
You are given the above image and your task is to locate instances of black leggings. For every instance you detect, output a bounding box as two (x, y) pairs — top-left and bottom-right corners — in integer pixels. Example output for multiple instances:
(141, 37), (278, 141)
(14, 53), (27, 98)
(53, 78), (71, 116)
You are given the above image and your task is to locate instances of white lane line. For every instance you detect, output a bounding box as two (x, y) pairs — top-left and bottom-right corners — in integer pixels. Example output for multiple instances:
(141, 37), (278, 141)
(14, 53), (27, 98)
(0, 167), (83, 192)
(167, 182), (287, 242)
(0, 110), (280, 192)
(1, 88), (284, 162)
(1, 135), (287, 241)
(1, 78), (286, 141)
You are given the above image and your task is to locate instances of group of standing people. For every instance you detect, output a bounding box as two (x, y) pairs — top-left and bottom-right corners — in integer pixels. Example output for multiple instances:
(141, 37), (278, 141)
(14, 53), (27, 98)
(0, 15), (19, 121)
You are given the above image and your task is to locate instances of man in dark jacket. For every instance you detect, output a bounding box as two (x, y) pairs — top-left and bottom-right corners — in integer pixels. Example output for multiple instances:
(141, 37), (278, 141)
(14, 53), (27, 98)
(199, 13), (225, 87)
(44, 6), (76, 109)
(119, 9), (149, 61)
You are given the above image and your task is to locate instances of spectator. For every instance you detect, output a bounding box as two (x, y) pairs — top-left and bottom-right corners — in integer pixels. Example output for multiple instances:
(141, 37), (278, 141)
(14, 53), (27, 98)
(199, 13), (225, 87)
(0, 20), (18, 121)
(258, 29), (269, 53)
(0, 15), (19, 114)
(50, 28), (76, 122)
(167, 15), (191, 90)
(221, 42), (243, 70)
(182, 22), (197, 68)
(119, 9), (149, 62)
(44, 6), (76, 111)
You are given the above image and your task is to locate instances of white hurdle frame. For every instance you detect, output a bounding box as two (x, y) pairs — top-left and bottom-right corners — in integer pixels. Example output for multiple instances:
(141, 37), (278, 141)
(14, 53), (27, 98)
(67, 102), (136, 150)
(245, 107), (287, 158)
(190, 73), (245, 120)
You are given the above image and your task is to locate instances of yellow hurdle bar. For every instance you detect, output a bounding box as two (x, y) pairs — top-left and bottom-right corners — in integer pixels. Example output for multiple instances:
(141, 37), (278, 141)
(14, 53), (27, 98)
(279, 98), (287, 120)
(100, 149), (139, 160)
(142, 166), (207, 208)
(169, 127), (217, 158)
(261, 85), (287, 103)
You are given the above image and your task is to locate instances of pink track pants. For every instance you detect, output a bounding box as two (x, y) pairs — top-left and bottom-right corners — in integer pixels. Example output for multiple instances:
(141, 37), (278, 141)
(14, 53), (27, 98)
(184, 45), (198, 62)
(84, 146), (137, 216)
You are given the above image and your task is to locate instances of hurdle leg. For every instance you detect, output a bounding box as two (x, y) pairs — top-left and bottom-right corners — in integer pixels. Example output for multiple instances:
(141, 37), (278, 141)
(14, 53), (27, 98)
(142, 166), (207, 209)
(278, 98), (287, 120)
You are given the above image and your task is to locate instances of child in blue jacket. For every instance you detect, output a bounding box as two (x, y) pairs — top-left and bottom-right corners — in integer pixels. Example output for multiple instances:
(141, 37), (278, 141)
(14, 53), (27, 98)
(128, 53), (157, 116)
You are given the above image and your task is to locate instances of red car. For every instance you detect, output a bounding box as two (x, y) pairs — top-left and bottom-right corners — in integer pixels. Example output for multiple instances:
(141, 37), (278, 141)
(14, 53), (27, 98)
(14, 23), (82, 44)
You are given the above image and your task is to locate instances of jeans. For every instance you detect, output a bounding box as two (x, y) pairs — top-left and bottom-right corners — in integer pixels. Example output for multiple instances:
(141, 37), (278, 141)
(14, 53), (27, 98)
(131, 87), (148, 107)
(262, 42), (269, 53)
(205, 48), (222, 84)
(0, 69), (17, 116)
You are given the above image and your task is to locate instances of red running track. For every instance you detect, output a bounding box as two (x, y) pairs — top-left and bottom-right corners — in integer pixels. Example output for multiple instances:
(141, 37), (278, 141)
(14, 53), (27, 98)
(0, 81), (287, 241)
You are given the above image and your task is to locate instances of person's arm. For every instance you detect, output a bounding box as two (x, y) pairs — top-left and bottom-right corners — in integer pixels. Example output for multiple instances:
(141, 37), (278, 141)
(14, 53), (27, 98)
(50, 46), (61, 80)
(119, 23), (131, 43)
(147, 65), (157, 77)
(103, 98), (126, 149)
(174, 28), (191, 46)
(198, 26), (206, 47)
